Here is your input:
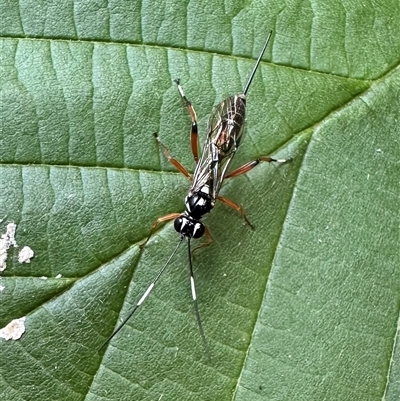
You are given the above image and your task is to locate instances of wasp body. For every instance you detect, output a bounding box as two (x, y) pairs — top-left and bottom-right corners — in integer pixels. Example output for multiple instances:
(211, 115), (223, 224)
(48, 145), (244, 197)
(100, 31), (289, 352)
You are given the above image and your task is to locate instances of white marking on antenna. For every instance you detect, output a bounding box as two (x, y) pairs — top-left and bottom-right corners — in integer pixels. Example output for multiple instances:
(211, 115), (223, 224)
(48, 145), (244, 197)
(190, 276), (197, 301)
(138, 283), (154, 305)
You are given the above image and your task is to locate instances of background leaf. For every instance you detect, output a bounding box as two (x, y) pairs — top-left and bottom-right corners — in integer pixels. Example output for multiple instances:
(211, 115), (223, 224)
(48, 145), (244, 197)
(1, 1), (399, 401)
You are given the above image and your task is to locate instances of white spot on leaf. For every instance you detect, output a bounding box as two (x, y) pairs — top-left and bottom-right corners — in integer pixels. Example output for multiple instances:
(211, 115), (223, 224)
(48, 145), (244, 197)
(18, 246), (34, 263)
(0, 223), (17, 272)
(0, 317), (26, 341)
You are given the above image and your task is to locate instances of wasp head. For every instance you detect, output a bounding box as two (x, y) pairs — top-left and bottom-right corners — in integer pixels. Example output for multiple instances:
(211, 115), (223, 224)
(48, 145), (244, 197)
(174, 214), (205, 239)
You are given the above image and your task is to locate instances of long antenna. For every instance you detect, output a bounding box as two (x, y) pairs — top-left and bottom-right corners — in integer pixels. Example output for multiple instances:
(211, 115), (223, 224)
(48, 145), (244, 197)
(187, 239), (210, 359)
(242, 30), (273, 96)
(99, 237), (184, 351)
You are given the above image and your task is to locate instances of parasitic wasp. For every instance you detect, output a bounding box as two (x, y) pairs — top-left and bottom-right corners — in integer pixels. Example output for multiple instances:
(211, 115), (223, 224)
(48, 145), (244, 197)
(100, 31), (289, 352)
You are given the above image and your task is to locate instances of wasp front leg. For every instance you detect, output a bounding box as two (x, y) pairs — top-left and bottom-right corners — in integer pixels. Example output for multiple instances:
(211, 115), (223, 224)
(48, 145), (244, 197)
(140, 212), (182, 249)
(191, 225), (213, 257)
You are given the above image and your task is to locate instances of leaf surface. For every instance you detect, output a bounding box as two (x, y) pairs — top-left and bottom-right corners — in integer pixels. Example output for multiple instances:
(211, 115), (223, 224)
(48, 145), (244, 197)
(0, 1), (399, 401)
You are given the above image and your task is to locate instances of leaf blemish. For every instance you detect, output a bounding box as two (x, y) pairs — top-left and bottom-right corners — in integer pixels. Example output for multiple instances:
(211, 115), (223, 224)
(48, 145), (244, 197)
(0, 317), (26, 341)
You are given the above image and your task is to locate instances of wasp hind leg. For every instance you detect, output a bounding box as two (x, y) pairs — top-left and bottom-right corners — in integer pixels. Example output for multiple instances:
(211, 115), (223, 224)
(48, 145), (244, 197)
(153, 133), (192, 181)
(174, 79), (200, 163)
(153, 80), (199, 180)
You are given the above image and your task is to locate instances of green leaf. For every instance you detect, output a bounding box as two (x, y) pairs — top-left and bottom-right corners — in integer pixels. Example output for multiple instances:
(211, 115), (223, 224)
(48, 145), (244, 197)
(1, 1), (399, 401)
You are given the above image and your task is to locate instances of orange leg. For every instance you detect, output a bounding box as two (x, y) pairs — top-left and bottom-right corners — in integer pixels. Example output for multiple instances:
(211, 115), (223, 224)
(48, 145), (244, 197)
(140, 212), (181, 249)
(225, 156), (291, 179)
(217, 195), (255, 229)
(154, 133), (192, 181)
(174, 79), (199, 163)
(191, 225), (213, 257)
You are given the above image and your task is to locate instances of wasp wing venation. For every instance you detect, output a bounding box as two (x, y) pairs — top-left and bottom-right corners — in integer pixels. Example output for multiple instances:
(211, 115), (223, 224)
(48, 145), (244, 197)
(190, 95), (247, 201)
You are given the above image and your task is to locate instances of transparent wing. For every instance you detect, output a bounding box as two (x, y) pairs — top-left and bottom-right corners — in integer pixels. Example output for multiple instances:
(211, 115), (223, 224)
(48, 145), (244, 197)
(190, 95), (246, 200)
